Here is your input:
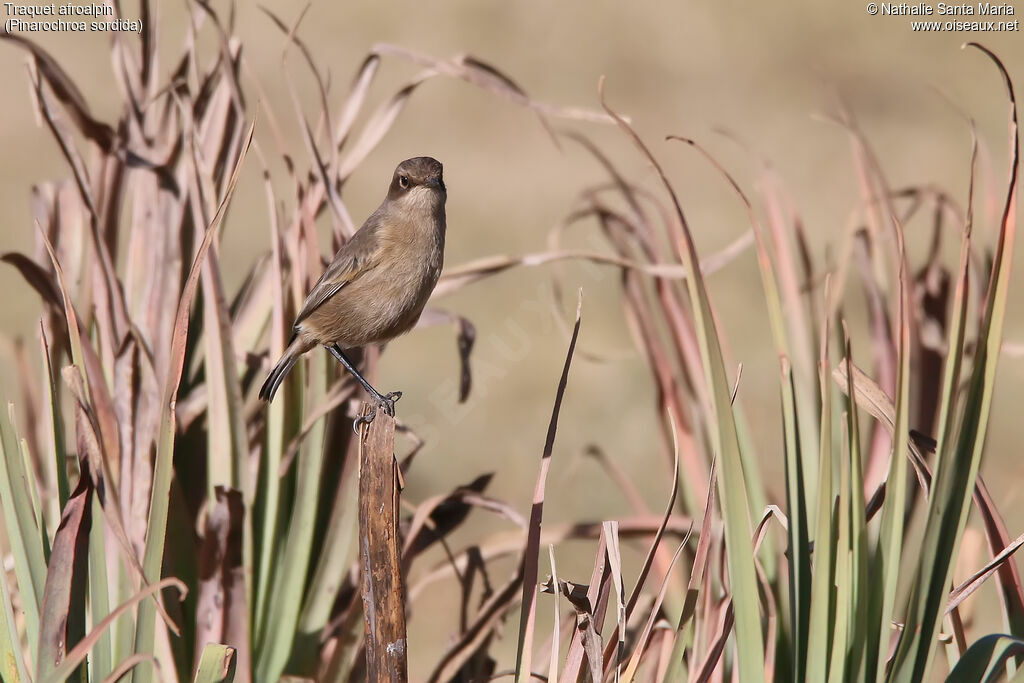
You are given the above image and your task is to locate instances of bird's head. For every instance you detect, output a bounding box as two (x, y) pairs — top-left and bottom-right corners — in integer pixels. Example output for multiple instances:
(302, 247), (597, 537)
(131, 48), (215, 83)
(387, 157), (446, 210)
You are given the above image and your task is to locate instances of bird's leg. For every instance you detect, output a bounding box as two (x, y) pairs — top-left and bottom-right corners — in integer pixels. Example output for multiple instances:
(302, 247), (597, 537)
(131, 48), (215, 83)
(327, 345), (403, 431)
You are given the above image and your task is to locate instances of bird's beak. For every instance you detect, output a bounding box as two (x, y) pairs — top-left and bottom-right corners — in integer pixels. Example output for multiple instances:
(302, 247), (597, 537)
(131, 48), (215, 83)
(427, 177), (445, 191)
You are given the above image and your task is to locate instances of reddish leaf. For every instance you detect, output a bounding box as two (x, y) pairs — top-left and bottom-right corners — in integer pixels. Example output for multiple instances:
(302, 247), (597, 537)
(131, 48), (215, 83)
(36, 475), (92, 679)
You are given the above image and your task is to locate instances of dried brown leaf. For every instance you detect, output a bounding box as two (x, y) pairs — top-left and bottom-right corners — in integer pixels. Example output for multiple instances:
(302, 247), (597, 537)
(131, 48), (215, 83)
(559, 533), (612, 683)
(417, 308), (476, 402)
(336, 73), (432, 182)
(372, 44), (615, 125)
(433, 241), (751, 299)
(1, 252), (62, 309)
(426, 567), (524, 683)
(1, 31), (116, 151)
(602, 417), (685, 673)
(41, 577), (187, 683)
(36, 475), (92, 679)
(947, 529), (1024, 615)
(195, 487), (249, 680)
(515, 292), (582, 680)
(621, 539), (688, 682)
(403, 474), (507, 564)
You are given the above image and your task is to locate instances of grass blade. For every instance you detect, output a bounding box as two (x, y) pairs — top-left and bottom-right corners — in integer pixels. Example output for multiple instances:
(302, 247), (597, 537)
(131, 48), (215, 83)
(890, 44), (1019, 683)
(88, 495), (113, 681)
(665, 463), (716, 683)
(548, 545), (560, 683)
(515, 291), (582, 683)
(36, 475), (92, 680)
(604, 521), (626, 680)
(600, 80), (765, 682)
(43, 578), (188, 683)
(254, 348), (329, 680)
(780, 357), (811, 681)
(39, 324), (69, 510)
(0, 406), (48, 665)
(426, 565), (525, 682)
(193, 644), (237, 683)
(253, 149), (288, 645)
(195, 488), (248, 680)
(101, 654), (160, 683)
(805, 287), (835, 683)
(0, 550), (28, 682)
(842, 333), (869, 681)
(947, 530), (1024, 615)
(133, 119), (255, 681)
(296, 438), (360, 651)
(601, 416), (682, 671)
(947, 634), (1024, 682)
(622, 540), (688, 682)
(840, 119), (913, 683)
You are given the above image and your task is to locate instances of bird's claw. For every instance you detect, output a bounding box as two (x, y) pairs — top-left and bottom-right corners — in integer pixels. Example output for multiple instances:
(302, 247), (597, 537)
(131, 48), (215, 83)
(381, 391), (402, 416)
(352, 404), (378, 435)
(351, 391), (402, 435)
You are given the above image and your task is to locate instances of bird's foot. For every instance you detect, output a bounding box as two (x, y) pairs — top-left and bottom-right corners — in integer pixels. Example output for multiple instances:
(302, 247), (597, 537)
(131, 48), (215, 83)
(351, 391), (403, 435)
(380, 391), (402, 416)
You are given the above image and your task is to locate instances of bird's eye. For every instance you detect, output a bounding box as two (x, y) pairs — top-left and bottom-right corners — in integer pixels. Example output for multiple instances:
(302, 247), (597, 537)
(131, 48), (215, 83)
(398, 175), (410, 189)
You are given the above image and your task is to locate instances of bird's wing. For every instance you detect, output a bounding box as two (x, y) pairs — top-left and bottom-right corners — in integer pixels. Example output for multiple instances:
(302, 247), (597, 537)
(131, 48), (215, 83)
(293, 213), (382, 327)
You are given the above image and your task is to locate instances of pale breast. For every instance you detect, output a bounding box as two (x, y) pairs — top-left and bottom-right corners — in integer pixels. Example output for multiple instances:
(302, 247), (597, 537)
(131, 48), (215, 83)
(303, 213), (444, 349)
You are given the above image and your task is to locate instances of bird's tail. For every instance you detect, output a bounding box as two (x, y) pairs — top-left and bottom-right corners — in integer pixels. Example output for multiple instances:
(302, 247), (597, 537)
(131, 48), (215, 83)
(259, 336), (309, 402)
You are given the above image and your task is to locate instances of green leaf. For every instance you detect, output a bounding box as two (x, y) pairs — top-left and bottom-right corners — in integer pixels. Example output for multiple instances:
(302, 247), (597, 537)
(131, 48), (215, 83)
(133, 120), (254, 682)
(599, 87), (764, 681)
(806, 300), (836, 683)
(88, 494), (113, 681)
(947, 634), (1024, 683)
(253, 163), (292, 646)
(42, 578), (187, 683)
(0, 406), (48, 665)
(842, 339), (869, 681)
(828, 412), (851, 683)
(296, 445), (360, 655)
(0, 549), (28, 682)
(194, 644), (237, 683)
(781, 358), (811, 681)
(865, 177), (912, 683)
(889, 44), (1019, 683)
(39, 326), (69, 513)
(255, 350), (329, 681)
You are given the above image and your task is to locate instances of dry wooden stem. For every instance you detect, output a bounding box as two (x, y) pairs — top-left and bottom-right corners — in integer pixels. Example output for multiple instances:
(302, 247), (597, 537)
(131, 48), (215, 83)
(358, 404), (408, 682)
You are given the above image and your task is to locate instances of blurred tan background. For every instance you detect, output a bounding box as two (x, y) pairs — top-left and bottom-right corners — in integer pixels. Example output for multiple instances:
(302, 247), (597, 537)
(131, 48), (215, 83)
(2, 0), (1023, 672)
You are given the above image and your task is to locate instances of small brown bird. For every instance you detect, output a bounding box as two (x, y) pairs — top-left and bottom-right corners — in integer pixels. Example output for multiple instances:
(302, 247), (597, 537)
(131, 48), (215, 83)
(259, 157), (447, 425)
